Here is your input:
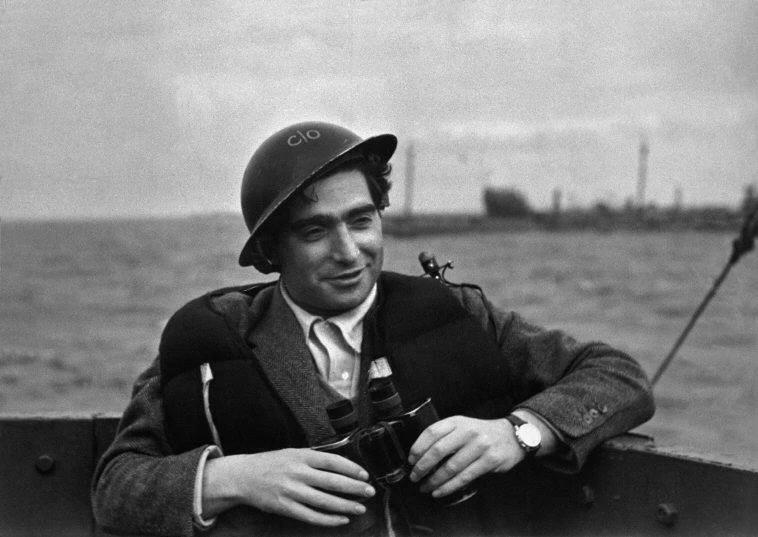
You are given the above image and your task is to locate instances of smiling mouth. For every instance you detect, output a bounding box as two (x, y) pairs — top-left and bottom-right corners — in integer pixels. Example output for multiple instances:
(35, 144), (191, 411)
(329, 268), (365, 282)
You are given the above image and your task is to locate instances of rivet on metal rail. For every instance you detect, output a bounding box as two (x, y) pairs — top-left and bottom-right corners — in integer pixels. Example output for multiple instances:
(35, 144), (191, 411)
(655, 503), (678, 527)
(35, 454), (55, 474)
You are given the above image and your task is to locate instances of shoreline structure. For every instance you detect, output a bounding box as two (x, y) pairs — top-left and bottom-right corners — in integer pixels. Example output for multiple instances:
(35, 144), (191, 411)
(382, 208), (746, 237)
(3, 207), (747, 234)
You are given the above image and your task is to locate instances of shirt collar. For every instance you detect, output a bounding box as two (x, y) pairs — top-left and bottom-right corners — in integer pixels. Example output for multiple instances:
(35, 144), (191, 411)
(280, 281), (378, 352)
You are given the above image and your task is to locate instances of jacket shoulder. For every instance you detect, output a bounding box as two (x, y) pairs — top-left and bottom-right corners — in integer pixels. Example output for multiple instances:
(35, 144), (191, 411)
(158, 282), (275, 383)
(380, 270), (490, 312)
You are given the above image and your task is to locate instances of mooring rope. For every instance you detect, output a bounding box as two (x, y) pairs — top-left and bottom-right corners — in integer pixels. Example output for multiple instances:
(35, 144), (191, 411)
(651, 204), (758, 386)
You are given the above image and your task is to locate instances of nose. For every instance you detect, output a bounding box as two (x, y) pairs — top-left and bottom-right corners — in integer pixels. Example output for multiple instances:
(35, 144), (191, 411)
(331, 224), (360, 263)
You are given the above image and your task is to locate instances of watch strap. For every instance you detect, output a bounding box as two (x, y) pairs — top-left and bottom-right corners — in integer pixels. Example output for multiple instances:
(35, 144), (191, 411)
(505, 413), (540, 456)
(505, 414), (528, 428)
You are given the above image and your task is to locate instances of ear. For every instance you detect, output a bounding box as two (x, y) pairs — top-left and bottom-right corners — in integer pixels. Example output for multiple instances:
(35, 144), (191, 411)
(254, 235), (279, 266)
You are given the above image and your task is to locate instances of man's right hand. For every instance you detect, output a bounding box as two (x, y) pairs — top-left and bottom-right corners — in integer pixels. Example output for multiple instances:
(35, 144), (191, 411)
(201, 448), (375, 526)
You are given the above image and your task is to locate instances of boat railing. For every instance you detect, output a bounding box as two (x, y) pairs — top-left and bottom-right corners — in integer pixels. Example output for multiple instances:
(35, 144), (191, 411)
(2, 414), (757, 536)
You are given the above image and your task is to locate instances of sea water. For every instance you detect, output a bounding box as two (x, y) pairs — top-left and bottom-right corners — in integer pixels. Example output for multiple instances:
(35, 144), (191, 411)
(1, 216), (756, 467)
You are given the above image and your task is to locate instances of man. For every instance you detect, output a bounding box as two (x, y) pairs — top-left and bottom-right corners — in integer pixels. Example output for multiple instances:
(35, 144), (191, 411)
(92, 121), (654, 536)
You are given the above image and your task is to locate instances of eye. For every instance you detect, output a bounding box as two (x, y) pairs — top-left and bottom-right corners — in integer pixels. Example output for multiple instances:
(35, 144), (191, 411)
(350, 213), (375, 228)
(299, 226), (327, 241)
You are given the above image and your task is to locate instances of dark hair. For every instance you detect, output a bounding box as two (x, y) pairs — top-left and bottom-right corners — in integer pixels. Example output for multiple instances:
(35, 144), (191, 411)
(342, 153), (392, 211)
(260, 153), (391, 236)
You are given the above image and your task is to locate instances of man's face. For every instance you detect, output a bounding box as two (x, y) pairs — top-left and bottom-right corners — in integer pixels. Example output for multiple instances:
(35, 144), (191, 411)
(274, 168), (384, 316)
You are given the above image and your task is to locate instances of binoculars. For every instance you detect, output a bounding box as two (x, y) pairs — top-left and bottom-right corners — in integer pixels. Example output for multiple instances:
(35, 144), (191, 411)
(313, 376), (477, 507)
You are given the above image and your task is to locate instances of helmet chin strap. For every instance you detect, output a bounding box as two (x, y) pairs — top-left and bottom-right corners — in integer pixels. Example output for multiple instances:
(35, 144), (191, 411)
(251, 236), (279, 273)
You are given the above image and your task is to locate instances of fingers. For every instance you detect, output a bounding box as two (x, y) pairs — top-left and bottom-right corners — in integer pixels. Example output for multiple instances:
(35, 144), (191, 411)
(423, 449), (496, 498)
(279, 460), (374, 527)
(305, 468), (376, 499)
(230, 449), (376, 526)
(277, 497), (352, 527)
(407, 417), (462, 482)
(308, 449), (370, 482)
(288, 485), (369, 522)
(406, 417), (523, 499)
(287, 450), (375, 517)
(407, 418), (457, 468)
(417, 441), (483, 493)
(304, 450), (374, 498)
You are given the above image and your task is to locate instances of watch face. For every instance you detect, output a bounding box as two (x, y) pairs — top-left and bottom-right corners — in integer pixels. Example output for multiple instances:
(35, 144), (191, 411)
(517, 423), (542, 449)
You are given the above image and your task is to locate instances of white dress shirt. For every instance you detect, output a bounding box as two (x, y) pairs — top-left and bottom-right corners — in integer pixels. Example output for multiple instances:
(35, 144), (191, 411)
(280, 281), (378, 399)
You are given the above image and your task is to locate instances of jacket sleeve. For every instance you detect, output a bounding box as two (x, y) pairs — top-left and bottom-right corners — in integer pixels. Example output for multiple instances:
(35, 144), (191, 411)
(454, 285), (655, 472)
(91, 357), (209, 537)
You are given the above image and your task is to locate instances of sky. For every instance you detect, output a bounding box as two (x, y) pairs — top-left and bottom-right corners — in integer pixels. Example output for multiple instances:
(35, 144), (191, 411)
(1, 0), (757, 220)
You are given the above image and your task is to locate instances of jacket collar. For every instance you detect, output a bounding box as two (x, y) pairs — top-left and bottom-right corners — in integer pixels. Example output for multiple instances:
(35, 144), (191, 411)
(280, 281), (378, 354)
(244, 284), (341, 443)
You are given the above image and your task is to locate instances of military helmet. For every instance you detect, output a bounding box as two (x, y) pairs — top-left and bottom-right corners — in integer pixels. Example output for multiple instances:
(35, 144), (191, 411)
(239, 121), (397, 272)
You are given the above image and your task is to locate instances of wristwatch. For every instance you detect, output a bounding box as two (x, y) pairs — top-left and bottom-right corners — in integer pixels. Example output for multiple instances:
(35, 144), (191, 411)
(505, 414), (542, 456)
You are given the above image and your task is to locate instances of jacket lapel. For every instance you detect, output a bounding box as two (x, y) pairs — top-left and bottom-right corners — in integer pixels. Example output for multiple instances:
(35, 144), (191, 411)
(246, 284), (338, 444)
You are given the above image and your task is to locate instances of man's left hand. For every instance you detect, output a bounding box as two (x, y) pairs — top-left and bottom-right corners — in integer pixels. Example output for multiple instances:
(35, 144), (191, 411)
(407, 413), (555, 499)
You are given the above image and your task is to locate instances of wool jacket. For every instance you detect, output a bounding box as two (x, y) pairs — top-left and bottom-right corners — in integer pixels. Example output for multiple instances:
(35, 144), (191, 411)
(160, 272), (526, 456)
(92, 272), (655, 537)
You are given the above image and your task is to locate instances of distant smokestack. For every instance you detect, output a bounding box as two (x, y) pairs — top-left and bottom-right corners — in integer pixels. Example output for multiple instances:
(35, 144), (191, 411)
(552, 188), (562, 215)
(674, 185), (683, 212)
(636, 136), (649, 209)
(404, 141), (416, 217)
